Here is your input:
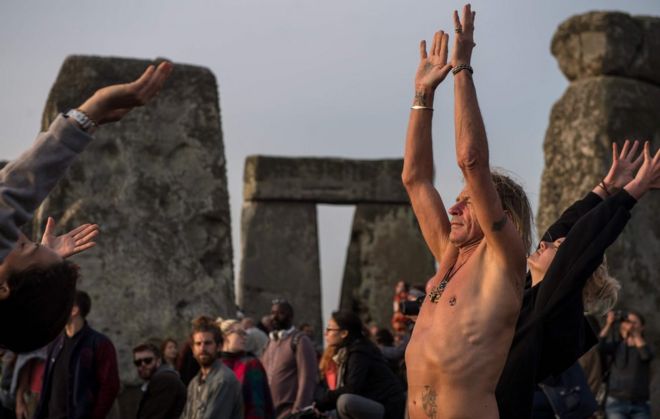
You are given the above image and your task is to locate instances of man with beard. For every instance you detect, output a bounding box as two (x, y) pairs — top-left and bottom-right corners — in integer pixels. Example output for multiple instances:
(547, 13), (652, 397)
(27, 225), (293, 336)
(180, 316), (242, 419)
(133, 343), (186, 419)
(261, 300), (317, 418)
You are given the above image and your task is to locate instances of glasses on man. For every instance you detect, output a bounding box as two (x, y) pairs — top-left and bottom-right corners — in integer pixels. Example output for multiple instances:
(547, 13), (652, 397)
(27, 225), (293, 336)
(133, 357), (154, 367)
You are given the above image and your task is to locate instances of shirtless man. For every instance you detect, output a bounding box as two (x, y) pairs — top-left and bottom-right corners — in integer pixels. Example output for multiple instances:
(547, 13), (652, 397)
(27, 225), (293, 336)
(402, 5), (531, 418)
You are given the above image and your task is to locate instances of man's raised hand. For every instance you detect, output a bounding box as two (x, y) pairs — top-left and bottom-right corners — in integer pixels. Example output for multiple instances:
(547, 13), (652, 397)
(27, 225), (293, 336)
(41, 217), (99, 258)
(451, 4), (476, 67)
(78, 61), (173, 125)
(414, 30), (452, 98)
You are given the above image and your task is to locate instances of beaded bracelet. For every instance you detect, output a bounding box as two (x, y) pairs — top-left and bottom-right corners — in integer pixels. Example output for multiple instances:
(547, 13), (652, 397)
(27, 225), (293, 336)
(452, 64), (474, 75)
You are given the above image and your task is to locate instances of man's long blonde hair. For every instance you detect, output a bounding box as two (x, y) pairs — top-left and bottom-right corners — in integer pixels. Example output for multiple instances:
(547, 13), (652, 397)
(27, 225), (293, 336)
(491, 171), (533, 254)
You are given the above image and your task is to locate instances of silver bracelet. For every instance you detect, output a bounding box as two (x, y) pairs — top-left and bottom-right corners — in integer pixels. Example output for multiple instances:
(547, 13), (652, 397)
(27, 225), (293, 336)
(411, 105), (434, 111)
(452, 64), (474, 75)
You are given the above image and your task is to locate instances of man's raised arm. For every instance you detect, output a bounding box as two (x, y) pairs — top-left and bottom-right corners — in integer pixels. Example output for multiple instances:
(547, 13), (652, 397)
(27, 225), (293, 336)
(451, 5), (526, 268)
(402, 30), (454, 261)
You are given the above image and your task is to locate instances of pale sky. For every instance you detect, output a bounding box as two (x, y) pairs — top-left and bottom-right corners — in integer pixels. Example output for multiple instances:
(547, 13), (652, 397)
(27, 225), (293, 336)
(1, 0), (659, 327)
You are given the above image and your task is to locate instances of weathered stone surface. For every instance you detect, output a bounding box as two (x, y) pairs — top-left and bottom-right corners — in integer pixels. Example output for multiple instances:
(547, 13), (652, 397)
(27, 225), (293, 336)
(538, 76), (660, 230)
(36, 55), (234, 383)
(238, 202), (322, 341)
(539, 77), (660, 410)
(244, 156), (408, 204)
(552, 12), (660, 85)
(339, 204), (435, 328)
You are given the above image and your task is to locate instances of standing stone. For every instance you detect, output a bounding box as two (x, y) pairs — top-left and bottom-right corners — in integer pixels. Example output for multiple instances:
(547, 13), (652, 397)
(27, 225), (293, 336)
(551, 12), (660, 86)
(240, 156), (435, 341)
(339, 204), (435, 328)
(35, 55), (234, 384)
(540, 12), (660, 414)
(239, 201), (321, 338)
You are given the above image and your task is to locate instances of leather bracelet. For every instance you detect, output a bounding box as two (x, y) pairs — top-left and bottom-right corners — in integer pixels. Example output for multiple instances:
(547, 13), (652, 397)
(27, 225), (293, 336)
(599, 180), (611, 196)
(452, 64), (473, 76)
(411, 105), (434, 111)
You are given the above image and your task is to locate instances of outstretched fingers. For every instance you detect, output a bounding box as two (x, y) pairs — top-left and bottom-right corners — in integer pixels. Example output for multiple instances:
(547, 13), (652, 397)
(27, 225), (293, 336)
(630, 142), (644, 168)
(142, 61), (173, 98)
(131, 65), (156, 90)
(432, 31), (441, 56)
(651, 147), (660, 189)
(453, 9), (461, 31)
(68, 223), (93, 237)
(643, 141), (652, 161)
(420, 40), (428, 60)
(652, 146), (660, 169)
(618, 139), (630, 159)
(130, 61), (172, 105)
(440, 31), (449, 63)
(72, 224), (99, 242)
(43, 217), (56, 237)
(74, 242), (97, 253)
(462, 4), (473, 30)
(626, 139), (640, 159)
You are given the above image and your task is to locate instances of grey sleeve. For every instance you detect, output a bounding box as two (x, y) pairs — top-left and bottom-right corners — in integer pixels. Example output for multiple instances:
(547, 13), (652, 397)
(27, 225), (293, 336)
(0, 115), (92, 262)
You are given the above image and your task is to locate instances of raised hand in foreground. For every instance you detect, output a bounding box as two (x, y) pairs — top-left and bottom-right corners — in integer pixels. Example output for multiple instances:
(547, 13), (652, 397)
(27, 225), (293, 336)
(40, 217), (99, 258)
(78, 61), (173, 125)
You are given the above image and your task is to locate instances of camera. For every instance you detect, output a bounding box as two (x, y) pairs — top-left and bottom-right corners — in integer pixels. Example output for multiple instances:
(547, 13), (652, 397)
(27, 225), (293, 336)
(614, 310), (629, 322)
(399, 295), (425, 316)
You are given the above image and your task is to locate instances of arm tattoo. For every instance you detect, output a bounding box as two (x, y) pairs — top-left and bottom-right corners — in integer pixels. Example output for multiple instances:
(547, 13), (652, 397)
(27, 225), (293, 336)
(414, 90), (427, 107)
(491, 215), (508, 232)
(422, 385), (438, 418)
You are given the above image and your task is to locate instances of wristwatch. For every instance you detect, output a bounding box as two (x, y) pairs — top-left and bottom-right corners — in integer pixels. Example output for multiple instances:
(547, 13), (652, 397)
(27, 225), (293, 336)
(64, 109), (98, 134)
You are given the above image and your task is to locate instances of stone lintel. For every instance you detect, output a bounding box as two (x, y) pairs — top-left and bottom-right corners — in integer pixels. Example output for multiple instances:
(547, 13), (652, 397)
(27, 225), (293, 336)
(243, 155), (409, 204)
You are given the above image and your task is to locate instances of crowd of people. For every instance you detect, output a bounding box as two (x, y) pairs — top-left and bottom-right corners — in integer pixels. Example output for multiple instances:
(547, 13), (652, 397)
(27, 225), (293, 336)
(0, 288), (653, 419)
(0, 3), (657, 419)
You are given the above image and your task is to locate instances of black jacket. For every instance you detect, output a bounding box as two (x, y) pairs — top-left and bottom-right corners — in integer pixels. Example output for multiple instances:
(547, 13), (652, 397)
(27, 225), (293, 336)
(316, 338), (405, 419)
(137, 364), (187, 419)
(35, 323), (120, 419)
(496, 191), (637, 419)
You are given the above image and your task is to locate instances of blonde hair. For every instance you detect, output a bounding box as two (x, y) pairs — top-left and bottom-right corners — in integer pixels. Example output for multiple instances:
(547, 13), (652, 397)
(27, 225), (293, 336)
(491, 171), (533, 254)
(583, 258), (620, 316)
(216, 318), (241, 338)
